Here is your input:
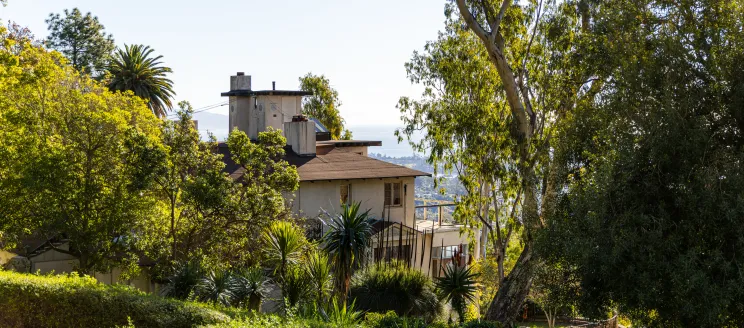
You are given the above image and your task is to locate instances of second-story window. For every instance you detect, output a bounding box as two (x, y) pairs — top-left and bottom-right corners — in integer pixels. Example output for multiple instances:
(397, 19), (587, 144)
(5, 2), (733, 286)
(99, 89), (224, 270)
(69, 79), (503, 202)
(340, 184), (352, 206)
(384, 182), (402, 206)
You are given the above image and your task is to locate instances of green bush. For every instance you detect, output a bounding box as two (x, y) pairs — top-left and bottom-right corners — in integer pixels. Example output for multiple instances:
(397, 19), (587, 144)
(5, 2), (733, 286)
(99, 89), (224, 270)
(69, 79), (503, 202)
(458, 320), (503, 328)
(364, 311), (428, 328)
(0, 270), (230, 328)
(350, 262), (441, 320)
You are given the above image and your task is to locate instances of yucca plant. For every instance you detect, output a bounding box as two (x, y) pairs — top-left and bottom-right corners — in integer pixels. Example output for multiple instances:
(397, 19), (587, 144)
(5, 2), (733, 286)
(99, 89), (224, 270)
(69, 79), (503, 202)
(305, 248), (333, 305)
(262, 221), (306, 282)
(282, 265), (311, 309)
(435, 264), (478, 323)
(197, 270), (237, 306)
(160, 261), (202, 300)
(326, 297), (363, 325)
(105, 44), (175, 118)
(233, 267), (271, 311)
(323, 202), (373, 303)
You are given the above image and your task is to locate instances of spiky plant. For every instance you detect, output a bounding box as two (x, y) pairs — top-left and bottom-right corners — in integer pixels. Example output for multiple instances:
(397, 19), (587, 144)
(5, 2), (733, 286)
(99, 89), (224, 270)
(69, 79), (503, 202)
(233, 267), (271, 311)
(197, 270), (237, 306)
(323, 202), (373, 303)
(261, 221), (306, 282)
(282, 265), (312, 309)
(435, 264), (478, 323)
(326, 297), (363, 325)
(106, 44), (175, 118)
(305, 248), (333, 305)
(159, 261), (202, 300)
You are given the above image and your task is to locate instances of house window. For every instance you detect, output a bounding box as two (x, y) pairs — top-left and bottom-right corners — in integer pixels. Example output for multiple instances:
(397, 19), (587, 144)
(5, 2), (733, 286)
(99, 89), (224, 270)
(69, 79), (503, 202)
(384, 182), (402, 206)
(340, 184), (352, 206)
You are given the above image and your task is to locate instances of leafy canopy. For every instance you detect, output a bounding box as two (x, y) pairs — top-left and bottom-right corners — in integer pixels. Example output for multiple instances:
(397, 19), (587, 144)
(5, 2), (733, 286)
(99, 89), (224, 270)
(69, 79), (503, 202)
(299, 73), (352, 140)
(45, 8), (115, 76)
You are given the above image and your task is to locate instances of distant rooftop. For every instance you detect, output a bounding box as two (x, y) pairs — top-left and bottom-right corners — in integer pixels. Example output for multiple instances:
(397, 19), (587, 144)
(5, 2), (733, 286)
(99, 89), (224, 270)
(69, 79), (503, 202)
(221, 90), (313, 97)
(317, 140), (382, 147)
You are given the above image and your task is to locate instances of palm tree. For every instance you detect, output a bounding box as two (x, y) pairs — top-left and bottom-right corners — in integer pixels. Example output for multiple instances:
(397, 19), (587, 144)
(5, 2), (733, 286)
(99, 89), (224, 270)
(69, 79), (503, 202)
(106, 44), (175, 118)
(435, 264), (478, 323)
(323, 202), (373, 303)
(261, 220), (305, 282)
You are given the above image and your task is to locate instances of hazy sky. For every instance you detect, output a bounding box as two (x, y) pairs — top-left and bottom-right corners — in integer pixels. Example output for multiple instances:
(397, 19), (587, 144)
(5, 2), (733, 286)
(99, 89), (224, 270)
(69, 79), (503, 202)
(0, 0), (447, 126)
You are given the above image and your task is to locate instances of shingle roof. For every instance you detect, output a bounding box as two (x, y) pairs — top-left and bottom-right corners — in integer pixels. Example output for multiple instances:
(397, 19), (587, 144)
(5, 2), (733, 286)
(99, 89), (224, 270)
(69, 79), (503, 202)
(218, 144), (430, 182)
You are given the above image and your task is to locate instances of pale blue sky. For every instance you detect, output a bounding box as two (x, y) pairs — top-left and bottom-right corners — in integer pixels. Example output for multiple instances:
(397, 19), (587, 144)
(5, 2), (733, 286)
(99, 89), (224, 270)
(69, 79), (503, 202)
(0, 0), (446, 126)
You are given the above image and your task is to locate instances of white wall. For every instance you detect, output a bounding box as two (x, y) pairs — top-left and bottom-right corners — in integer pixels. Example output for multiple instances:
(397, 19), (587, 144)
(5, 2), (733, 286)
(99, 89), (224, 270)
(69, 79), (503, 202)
(292, 177), (416, 226)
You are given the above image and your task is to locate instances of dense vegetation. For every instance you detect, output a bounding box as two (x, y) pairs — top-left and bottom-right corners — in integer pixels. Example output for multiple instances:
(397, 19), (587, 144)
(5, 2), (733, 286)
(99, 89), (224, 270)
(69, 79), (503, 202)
(3, 0), (744, 326)
(0, 270), (230, 328)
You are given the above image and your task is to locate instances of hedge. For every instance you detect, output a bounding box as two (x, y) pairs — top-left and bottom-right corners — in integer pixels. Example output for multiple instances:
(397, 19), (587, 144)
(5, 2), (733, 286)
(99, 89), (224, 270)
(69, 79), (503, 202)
(0, 270), (231, 328)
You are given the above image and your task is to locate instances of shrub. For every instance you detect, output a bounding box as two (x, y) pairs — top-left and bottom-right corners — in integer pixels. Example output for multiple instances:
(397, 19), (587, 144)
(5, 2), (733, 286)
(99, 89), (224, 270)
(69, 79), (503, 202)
(364, 311), (428, 328)
(0, 270), (229, 328)
(458, 320), (503, 328)
(350, 261), (441, 320)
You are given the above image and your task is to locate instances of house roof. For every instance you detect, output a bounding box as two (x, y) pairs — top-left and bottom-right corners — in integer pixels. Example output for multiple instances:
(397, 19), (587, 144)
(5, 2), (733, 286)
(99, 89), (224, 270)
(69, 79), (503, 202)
(218, 144), (430, 182)
(220, 90), (313, 97)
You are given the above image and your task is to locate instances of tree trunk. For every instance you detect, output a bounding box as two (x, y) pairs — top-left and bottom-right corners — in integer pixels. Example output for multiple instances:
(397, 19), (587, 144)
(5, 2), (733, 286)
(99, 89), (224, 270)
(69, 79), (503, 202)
(485, 243), (534, 325)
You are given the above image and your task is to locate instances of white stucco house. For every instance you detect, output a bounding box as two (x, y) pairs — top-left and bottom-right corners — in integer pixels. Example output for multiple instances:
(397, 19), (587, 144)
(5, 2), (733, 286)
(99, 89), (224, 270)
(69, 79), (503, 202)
(219, 72), (481, 277)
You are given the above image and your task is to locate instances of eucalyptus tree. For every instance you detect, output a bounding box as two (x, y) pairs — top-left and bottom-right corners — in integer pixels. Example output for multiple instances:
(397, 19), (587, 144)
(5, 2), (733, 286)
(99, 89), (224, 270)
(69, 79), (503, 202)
(400, 0), (600, 322)
(106, 44), (176, 118)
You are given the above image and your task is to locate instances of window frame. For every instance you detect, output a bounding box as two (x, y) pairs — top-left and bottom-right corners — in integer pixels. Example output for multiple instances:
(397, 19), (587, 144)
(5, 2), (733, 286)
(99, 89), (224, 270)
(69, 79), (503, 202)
(384, 182), (403, 207)
(340, 184), (352, 206)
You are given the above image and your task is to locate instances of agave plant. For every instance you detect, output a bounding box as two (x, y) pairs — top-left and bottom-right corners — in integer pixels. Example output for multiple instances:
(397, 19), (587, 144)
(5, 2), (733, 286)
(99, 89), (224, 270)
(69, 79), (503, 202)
(262, 221), (306, 282)
(435, 264), (478, 323)
(233, 267), (271, 311)
(105, 44), (175, 118)
(197, 270), (237, 306)
(323, 202), (373, 303)
(160, 261), (202, 300)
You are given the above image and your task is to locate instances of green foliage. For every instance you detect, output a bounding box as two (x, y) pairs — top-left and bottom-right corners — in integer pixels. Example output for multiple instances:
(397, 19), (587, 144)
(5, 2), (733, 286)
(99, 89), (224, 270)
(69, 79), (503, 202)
(458, 321), (502, 328)
(45, 8), (115, 76)
(143, 112), (299, 275)
(305, 248), (333, 305)
(351, 261), (441, 320)
(262, 220), (307, 281)
(232, 267), (270, 311)
(298, 72), (352, 140)
(528, 262), (579, 328)
(323, 202), (373, 302)
(282, 265), (312, 309)
(364, 311), (428, 328)
(0, 27), (161, 274)
(539, 0), (744, 326)
(435, 265), (478, 323)
(198, 270), (238, 307)
(326, 298), (363, 326)
(0, 270), (229, 328)
(106, 44), (175, 118)
(160, 261), (203, 300)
